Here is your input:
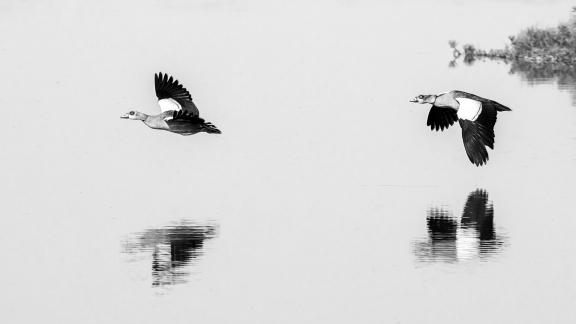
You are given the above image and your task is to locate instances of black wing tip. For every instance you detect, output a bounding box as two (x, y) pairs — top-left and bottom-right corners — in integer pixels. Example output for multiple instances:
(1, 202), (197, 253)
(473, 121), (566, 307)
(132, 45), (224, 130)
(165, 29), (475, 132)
(427, 106), (458, 132)
(427, 122), (443, 132)
(155, 72), (166, 81)
(154, 72), (194, 106)
(468, 188), (489, 198)
(469, 153), (489, 166)
(155, 71), (173, 82)
(468, 144), (489, 166)
(468, 157), (486, 166)
(488, 100), (512, 112)
(204, 123), (222, 134)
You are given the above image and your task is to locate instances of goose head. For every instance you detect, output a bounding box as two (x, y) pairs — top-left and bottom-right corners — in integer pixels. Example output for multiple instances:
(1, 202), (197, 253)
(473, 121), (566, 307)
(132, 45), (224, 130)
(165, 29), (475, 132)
(120, 110), (148, 120)
(410, 94), (437, 104)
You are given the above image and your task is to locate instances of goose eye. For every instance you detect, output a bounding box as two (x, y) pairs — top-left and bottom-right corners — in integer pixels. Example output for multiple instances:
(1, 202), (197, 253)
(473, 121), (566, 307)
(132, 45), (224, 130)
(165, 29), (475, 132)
(129, 111), (135, 115)
(418, 95), (424, 99)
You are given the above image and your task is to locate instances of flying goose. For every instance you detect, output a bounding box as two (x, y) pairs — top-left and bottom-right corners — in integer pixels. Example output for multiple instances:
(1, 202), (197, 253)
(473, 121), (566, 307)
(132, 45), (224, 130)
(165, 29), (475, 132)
(121, 72), (221, 135)
(410, 90), (511, 166)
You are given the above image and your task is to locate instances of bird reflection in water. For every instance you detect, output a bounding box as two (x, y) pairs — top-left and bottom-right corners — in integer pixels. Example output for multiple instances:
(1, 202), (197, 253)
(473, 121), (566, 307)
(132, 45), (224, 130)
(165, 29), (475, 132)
(450, 55), (576, 107)
(123, 221), (218, 287)
(413, 189), (506, 264)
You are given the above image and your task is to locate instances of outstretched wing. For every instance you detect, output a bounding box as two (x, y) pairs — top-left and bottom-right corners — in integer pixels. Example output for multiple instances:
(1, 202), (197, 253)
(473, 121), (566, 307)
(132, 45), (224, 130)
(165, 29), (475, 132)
(427, 106), (458, 131)
(155, 72), (200, 116)
(459, 119), (492, 166)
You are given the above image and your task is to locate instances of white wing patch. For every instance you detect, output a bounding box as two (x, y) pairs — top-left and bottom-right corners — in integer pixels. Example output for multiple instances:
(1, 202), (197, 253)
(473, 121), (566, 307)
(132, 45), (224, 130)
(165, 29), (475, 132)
(158, 98), (182, 112)
(456, 98), (482, 121)
(456, 228), (479, 261)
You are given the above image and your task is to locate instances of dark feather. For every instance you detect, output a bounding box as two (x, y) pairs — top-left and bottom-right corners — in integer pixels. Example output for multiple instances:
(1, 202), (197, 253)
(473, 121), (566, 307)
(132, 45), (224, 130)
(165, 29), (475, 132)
(170, 110), (205, 123)
(427, 106), (458, 131)
(461, 189), (491, 226)
(155, 72), (200, 116)
(461, 189), (496, 240)
(475, 104), (497, 149)
(426, 209), (457, 242)
(165, 110), (221, 135)
(166, 120), (204, 135)
(459, 120), (490, 166)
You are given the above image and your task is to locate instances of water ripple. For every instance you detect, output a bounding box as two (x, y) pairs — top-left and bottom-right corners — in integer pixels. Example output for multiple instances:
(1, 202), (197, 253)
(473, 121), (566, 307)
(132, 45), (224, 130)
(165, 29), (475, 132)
(413, 189), (507, 264)
(122, 220), (218, 287)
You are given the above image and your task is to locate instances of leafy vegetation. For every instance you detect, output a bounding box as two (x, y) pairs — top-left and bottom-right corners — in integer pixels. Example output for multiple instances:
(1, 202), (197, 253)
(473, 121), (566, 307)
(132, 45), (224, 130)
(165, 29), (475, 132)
(458, 9), (576, 65)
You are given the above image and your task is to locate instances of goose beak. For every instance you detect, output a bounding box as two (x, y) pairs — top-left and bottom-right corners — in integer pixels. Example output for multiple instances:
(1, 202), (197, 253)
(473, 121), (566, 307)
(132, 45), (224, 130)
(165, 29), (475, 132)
(409, 97), (418, 103)
(120, 113), (129, 119)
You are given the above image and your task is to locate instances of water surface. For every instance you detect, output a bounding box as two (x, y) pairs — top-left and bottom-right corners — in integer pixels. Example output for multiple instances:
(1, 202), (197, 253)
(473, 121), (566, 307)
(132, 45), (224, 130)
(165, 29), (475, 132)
(1, 1), (576, 323)
(123, 221), (218, 287)
(413, 189), (507, 264)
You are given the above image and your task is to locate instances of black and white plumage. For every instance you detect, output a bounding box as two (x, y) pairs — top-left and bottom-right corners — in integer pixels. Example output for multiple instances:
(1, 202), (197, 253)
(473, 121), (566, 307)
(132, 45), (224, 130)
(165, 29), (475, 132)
(165, 110), (221, 135)
(155, 72), (200, 116)
(410, 90), (511, 166)
(121, 72), (221, 135)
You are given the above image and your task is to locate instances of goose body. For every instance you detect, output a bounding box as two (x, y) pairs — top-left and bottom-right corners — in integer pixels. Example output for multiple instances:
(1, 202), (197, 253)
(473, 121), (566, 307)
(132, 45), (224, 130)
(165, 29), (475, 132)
(121, 72), (221, 135)
(410, 90), (511, 166)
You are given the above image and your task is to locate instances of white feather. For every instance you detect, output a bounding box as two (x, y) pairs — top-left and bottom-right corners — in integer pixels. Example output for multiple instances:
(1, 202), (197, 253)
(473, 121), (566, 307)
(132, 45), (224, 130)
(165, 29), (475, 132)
(456, 98), (482, 121)
(158, 98), (182, 112)
(456, 227), (479, 261)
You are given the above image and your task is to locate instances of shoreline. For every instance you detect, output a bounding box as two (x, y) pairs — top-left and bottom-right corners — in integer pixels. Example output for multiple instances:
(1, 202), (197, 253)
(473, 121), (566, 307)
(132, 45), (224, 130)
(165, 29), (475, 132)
(461, 45), (576, 66)
(452, 9), (576, 67)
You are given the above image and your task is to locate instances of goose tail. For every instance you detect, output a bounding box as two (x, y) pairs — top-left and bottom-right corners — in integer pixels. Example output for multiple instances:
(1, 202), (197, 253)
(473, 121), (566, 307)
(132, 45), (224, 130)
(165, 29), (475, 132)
(203, 122), (222, 134)
(492, 101), (512, 111)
